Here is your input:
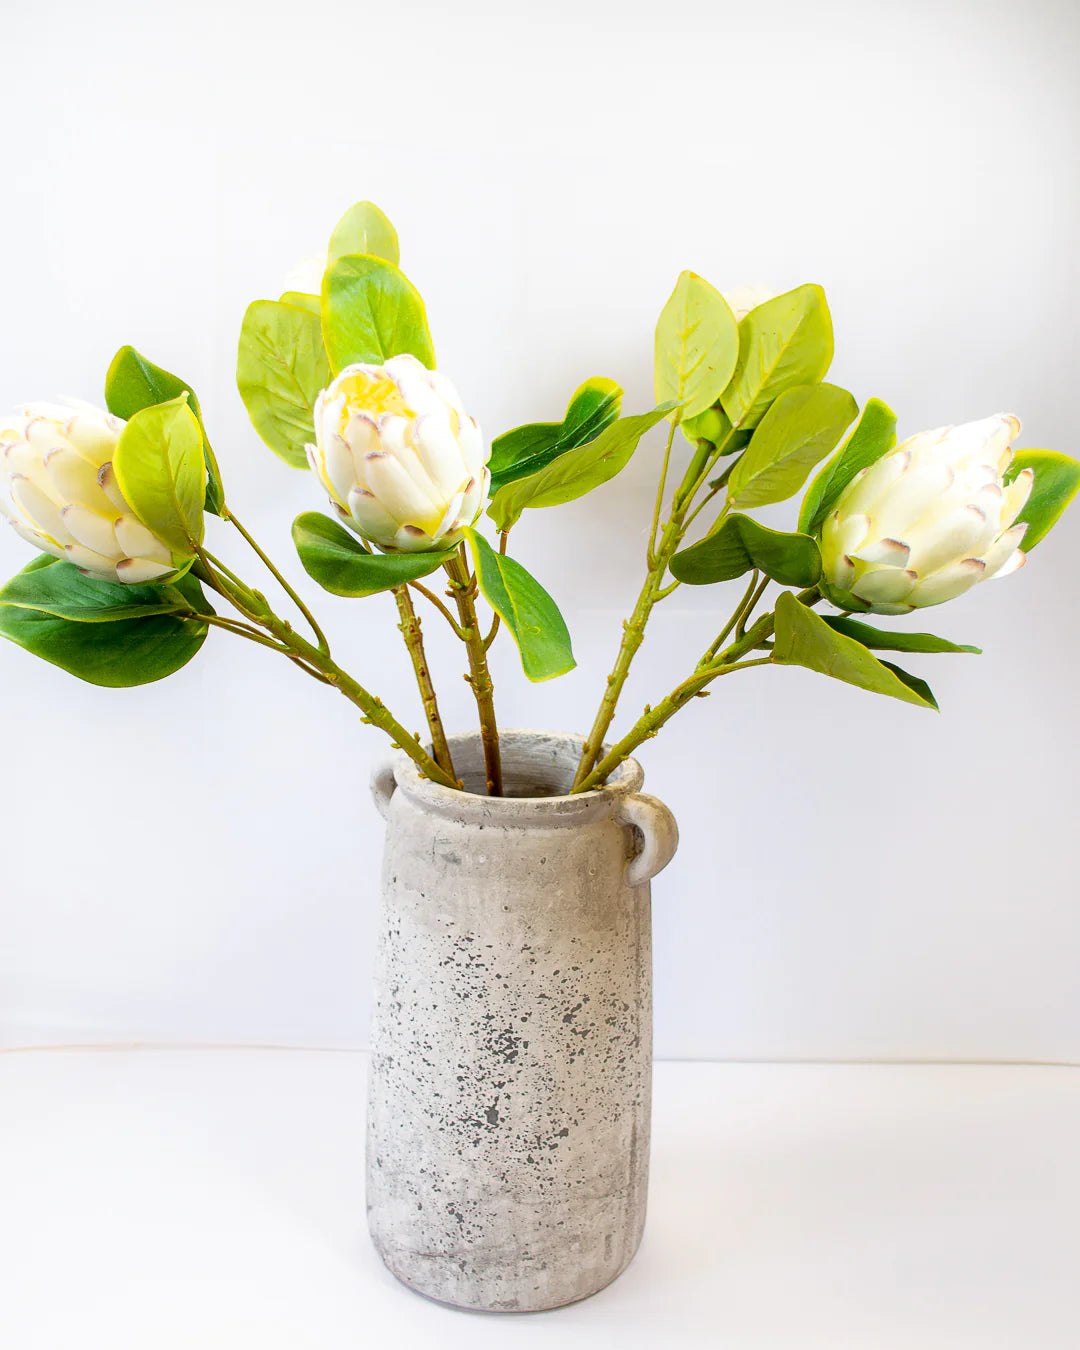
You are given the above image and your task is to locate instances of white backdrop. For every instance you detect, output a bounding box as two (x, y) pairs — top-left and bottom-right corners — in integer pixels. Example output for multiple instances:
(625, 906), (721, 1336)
(1, 0), (1077, 1061)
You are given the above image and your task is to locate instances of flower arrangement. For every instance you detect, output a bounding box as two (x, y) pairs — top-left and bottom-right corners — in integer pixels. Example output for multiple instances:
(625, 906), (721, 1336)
(2, 200), (1076, 796)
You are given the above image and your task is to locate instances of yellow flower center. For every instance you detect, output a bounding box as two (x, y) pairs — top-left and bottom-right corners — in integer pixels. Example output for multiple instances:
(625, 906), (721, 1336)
(338, 373), (412, 420)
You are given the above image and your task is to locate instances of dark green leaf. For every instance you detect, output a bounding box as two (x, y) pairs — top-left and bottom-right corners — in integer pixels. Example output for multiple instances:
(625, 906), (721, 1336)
(327, 201), (400, 269)
(878, 660), (939, 710)
(105, 345), (225, 516)
(488, 377), (623, 491)
(113, 397), (205, 559)
(721, 284), (834, 431)
(0, 555), (212, 687)
(291, 512), (454, 597)
(823, 616), (980, 655)
(798, 397), (897, 535)
(772, 591), (937, 710)
(1005, 449), (1080, 550)
(654, 271), (739, 421)
(488, 403), (674, 532)
(728, 382), (858, 510)
(237, 299), (331, 469)
(464, 529), (575, 682)
(671, 514), (821, 587)
(321, 254), (434, 373)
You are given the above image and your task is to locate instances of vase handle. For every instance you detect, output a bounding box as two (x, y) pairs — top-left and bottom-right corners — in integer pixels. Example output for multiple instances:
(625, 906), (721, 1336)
(371, 757), (398, 821)
(617, 793), (679, 887)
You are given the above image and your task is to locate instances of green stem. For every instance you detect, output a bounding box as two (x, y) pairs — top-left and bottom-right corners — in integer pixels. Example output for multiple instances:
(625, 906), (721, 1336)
(445, 546), (502, 796)
(409, 581), (465, 637)
(226, 512), (329, 653)
(191, 558), (458, 789)
(392, 585), (457, 783)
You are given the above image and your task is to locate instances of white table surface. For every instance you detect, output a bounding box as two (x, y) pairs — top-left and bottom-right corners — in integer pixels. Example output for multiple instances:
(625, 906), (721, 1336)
(1, 1049), (1076, 1348)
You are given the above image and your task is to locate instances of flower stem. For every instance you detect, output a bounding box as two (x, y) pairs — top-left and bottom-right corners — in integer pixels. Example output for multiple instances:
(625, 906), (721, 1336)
(392, 584), (457, 783)
(445, 546), (502, 796)
(226, 512), (330, 653)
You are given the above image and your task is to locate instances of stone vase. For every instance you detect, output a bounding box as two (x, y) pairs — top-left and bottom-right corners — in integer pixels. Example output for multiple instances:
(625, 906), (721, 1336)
(366, 729), (679, 1312)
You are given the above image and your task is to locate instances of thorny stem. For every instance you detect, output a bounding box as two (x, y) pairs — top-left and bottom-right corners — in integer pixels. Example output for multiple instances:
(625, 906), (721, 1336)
(408, 581), (465, 638)
(444, 546), (503, 796)
(392, 585), (457, 782)
(189, 558), (458, 789)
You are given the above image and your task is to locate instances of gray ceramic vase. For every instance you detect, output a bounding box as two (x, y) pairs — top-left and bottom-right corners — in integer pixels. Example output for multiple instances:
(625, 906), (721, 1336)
(366, 729), (678, 1312)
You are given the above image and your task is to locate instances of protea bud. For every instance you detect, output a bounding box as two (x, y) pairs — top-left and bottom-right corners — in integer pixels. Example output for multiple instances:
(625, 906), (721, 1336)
(0, 401), (179, 584)
(308, 354), (489, 553)
(819, 414), (1031, 613)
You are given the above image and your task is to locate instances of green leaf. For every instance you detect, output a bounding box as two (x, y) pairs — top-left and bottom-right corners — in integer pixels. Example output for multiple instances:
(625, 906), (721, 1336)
(488, 378), (623, 491)
(1005, 449), (1080, 550)
(654, 271), (739, 421)
(670, 514), (821, 587)
(798, 397), (897, 536)
(487, 403), (674, 532)
(237, 299), (331, 469)
(327, 200), (400, 269)
(278, 291), (322, 316)
(321, 254), (434, 373)
(291, 512), (454, 597)
(772, 591), (937, 710)
(822, 615), (981, 655)
(0, 555), (212, 687)
(113, 397), (205, 560)
(878, 660), (939, 711)
(464, 529), (575, 681)
(721, 284), (834, 431)
(105, 345), (225, 517)
(728, 383), (858, 510)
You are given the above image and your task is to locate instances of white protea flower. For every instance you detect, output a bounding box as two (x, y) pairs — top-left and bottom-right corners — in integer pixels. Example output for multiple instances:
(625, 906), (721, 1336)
(308, 354), (489, 553)
(819, 414), (1031, 614)
(0, 401), (179, 584)
(723, 285), (779, 322)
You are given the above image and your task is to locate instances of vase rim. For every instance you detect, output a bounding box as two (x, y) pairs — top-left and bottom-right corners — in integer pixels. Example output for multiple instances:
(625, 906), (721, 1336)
(385, 728), (644, 823)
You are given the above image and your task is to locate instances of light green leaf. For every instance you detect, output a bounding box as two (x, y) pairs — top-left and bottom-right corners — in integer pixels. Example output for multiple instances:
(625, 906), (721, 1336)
(728, 383), (858, 510)
(291, 512), (454, 597)
(488, 403), (674, 532)
(278, 291), (322, 316)
(721, 284), (834, 430)
(327, 201), (400, 269)
(113, 397), (205, 559)
(105, 345), (225, 517)
(798, 397), (897, 535)
(0, 555), (212, 687)
(772, 591), (937, 710)
(321, 254), (434, 373)
(488, 378), (623, 491)
(823, 616), (980, 655)
(654, 271), (739, 421)
(1005, 449), (1080, 550)
(464, 529), (575, 682)
(670, 514), (821, 587)
(237, 299), (331, 469)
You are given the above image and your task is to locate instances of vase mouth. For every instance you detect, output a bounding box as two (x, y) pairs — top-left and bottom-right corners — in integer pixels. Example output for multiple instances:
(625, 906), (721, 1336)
(386, 729), (643, 821)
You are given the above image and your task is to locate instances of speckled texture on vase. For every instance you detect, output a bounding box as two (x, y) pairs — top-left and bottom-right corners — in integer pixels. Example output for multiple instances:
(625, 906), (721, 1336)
(366, 730), (679, 1313)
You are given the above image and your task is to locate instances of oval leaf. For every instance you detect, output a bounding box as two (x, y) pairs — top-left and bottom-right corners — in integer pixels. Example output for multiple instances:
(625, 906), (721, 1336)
(654, 271), (739, 421)
(489, 377), (623, 491)
(327, 201), (400, 269)
(321, 254), (435, 373)
(728, 383), (858, 510)
(1005, 449), (1080, 550)
(671, 514), (821, 587)
(464, 529), (575, 682)
(105, 345), (225, 516)
(113, 397), (205, 560)
(772, 591), (937, 710)
(0, 555), (212, 687)
(823, 615), (980, 655)
(292, 512), (454, 597)
(798, 397), (897, 536)
(488, 403), (674, 532)
(721, 284), (834, 431)
(237, 299), (331, 469)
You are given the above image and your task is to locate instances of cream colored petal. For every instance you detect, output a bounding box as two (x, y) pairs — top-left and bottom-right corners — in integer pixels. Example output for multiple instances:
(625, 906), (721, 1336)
(979, 523), (1028, 579)
(852, 537), (910, 568)
(10, 476), (72, 545)
(6, 516), (63, 558)
(386, 355), (447, 417)
(1001, 468), (1034, 529)
(63, 409), (123, 463)
(391, 523), (440, 552)
(869, 461), (955, 541)
(376, 418), (443, 508)
(346, 485), (404, 548)
(320, 431), (359, 504)
(363, 452), (441, 530)
(413, 414), (469, 498)
(850, 567), (918, 604)
(45, 448), (112, 511)
(907, 558), (985, 607)
(906, 505), (988, 579)
(61, 506), (122, 559)
(836, 450), (910, 517)
(64, 542), (120, 579)
(865, 601), (916, 616)
(97, 463), (130, 514)
(456, 414), (488, 473)
(115, 514), (172, 564)
(424, 367), (468, 417)
(116, 557), (175, 584)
